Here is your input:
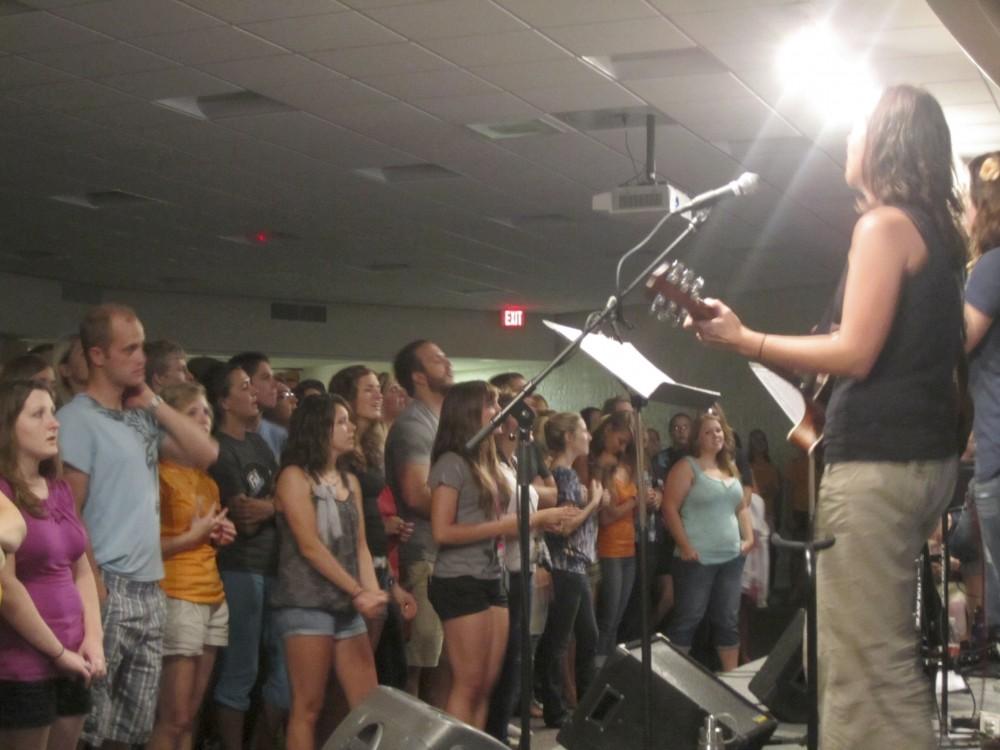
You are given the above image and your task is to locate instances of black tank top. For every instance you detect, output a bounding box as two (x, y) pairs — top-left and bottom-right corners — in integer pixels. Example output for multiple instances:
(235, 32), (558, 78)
(823, 206), (963, 463)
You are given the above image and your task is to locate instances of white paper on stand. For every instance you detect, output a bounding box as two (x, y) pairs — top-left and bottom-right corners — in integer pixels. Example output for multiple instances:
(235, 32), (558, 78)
(543, 320), (719, 408)
(749, 362), (806, 428)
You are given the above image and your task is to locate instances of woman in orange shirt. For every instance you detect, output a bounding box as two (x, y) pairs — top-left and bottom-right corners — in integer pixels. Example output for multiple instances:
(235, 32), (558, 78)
(592, 412), (658, 663)
(149, 383), (236, 750)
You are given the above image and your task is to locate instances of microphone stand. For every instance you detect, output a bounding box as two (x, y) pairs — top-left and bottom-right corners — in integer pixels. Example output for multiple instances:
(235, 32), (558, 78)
(466, 208), (707, 750)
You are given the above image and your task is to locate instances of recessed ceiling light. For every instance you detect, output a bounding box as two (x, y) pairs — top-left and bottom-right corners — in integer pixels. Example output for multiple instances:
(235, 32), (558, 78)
(466, 117), (567, 141)
(355, 163), (461, 183)
(49, 190), (163, 210)
(155, 90), (293, 121)
(583, 48), (727, 82)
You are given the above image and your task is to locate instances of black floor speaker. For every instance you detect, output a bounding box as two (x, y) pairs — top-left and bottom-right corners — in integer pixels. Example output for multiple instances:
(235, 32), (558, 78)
(748, 608), (808, 723)
(322, 686), (506, 750)
(557, 634), (777, 750)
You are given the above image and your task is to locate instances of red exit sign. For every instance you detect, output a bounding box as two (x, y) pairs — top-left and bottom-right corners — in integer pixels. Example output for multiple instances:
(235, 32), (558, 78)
(501, 306), (525, 328)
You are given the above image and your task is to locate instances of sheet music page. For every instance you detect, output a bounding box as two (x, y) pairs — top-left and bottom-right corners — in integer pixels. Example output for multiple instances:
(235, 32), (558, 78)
(749, 363), (806, 427)
(543, 320), (675, 398)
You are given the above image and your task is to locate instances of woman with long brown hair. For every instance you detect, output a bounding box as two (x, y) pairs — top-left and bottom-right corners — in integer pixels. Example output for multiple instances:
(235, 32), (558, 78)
(271, 394), (388, 750)
(328, 366), (415, 685)
(428, 381), (573, 728)
(0, 380), (105, 750)
(691, 85), (966, 749)
(662, 408), (753, 672)
(963, 151), (1000, 636)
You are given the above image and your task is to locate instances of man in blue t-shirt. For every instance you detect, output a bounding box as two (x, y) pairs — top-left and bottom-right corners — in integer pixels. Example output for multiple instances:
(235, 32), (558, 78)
(59, 304), (218, 750)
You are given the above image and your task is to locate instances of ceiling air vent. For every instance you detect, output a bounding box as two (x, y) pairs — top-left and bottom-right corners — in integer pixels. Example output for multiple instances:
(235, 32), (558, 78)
(467, 117), (567, 141)
(270, 302), (327, 323)
(583, 47), (728, 82)
(355, 163), (461, 184)
(155, 90), (293, 121)
(50, 189), (162, 210)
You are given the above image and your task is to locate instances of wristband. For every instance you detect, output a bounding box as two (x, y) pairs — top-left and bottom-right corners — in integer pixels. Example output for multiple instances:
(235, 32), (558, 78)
(756, 333), (767, 360)
(147, 394), (164, 414)
(351, 586), (364, 600)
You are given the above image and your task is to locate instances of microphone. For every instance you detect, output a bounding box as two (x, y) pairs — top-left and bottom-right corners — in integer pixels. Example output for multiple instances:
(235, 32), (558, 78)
(673, 172), (760, 215)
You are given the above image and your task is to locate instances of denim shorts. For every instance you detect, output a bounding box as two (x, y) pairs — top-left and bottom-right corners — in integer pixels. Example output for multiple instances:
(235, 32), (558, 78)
(274, 607), (368, 640)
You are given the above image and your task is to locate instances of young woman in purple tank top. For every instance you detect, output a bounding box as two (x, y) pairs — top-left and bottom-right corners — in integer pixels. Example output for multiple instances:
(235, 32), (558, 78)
(0, 380), (105, 749)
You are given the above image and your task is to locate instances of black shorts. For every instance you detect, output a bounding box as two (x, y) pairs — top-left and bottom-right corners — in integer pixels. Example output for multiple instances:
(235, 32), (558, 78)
(655, 534), (676, 576)
(0, 677), (91, 729)
(428, 576), (507, 621)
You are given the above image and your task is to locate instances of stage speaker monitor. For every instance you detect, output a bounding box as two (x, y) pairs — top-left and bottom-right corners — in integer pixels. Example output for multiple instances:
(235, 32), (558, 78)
(748, 608), (808, 724)
(558, 634), (777, 750)
(322, 686), (506, 750)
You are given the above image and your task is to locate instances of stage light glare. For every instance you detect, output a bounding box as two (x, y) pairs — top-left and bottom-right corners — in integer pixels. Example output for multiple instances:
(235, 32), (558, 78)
(777, 25), (878, 126)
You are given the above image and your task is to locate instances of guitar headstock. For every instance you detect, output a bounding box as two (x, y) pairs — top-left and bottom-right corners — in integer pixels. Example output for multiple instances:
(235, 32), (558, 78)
(645, 259), (712, 327)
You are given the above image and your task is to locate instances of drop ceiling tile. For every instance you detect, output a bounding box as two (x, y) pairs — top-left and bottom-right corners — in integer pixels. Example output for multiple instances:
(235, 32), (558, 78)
(183, 0), (348, 24)
(665, 96), (800, 142)
(23, 41), (176, 78)
(201, 54), (345, 94)
(135, 26), (287, 65)
(544, 17), (693, 56)
(273, 77), (395, 112)
(870, 53), (985, 87)
(364, 0), (526, 40)
(365, 68), (498, 101)
(518, 81), (644, 112)
(0, 55), (76, 88)
(470, 58), (608, 92)
(53, 0), (223, 39)
(854, 25), (963, 60)
(813, 0), (942, 31)
(649, 0), (801, 11)
(99, 67), (241, 99)
(421, 30), (569, 67)
(239, 11), (404, 52)
(339, 0), (435, 7)
(944, 103), (1000, 127)
(413, 91), (542, 123)
(923, 80), (996, 106)
(220, 111), (410, 168)
(9, 78), (138, 111)
(308, 42), (451, 79)
(667, 4), (816, 49)
(627, 73), (755, 107)
(20, 0), (100, 7)
(0, 11), (107, 53)
(493, 0), (657, 27)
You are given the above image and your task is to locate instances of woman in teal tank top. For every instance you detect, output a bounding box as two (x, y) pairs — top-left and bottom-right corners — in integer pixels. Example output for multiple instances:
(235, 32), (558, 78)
(661, 408), (753, 672)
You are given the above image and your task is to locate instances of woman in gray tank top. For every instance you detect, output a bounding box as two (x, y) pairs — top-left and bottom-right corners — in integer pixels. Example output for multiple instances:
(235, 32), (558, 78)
(690, 86), (966, 750)
(271, 395), (388, 750)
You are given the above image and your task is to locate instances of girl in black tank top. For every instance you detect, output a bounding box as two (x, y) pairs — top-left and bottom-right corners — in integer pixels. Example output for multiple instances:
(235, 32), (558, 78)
(688, 85), (965, 750)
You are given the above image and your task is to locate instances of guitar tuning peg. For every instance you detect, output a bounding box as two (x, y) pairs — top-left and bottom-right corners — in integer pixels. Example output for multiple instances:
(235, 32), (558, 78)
(681, 268), (694, 287)
(691, 277), (704, 297)
(655, 308), (672, 322)
(650, 293), (666, 315)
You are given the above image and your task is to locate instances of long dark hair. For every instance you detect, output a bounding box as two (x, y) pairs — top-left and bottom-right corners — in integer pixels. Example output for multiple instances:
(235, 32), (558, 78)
(328, 364), (385, 474)
(0, 380), (62, 518)
(968, 151), (1000, 266)
(431, 381), (507, 518)
(860, 84), (966, 268)
(589, 410), (635, 486)
(282, 394), (353, 481)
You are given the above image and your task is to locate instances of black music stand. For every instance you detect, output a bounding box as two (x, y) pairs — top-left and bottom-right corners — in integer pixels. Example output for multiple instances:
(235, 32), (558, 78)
(545, 320), (719, 750)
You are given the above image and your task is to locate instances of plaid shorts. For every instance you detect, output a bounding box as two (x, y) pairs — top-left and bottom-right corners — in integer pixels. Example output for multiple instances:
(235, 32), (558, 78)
(82, 570), (166, 746)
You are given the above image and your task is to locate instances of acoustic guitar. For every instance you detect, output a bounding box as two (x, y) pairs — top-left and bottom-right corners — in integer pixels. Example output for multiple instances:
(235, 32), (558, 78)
(645, 259), (831, 454)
